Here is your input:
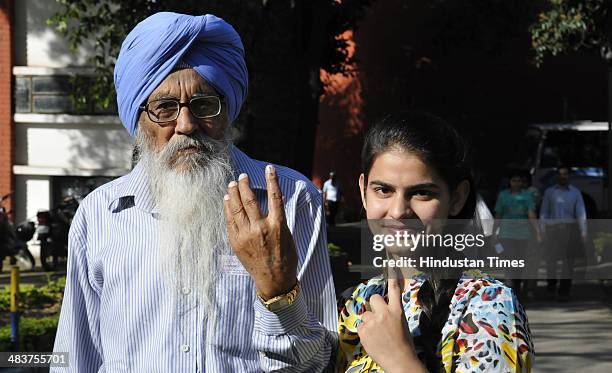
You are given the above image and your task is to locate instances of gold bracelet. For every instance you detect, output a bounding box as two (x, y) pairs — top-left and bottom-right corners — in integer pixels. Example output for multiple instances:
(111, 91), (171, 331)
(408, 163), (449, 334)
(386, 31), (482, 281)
(256, 281), (300, 312)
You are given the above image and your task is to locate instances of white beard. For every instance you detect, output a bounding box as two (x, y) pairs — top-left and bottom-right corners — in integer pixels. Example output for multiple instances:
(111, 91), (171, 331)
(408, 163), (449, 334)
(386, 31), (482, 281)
(136, 129), (234, 314)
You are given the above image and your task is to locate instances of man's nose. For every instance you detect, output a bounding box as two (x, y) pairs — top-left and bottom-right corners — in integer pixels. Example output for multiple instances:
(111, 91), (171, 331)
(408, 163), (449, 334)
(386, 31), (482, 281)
(174, 106), (198, 135)
(388, 195), (414, 220)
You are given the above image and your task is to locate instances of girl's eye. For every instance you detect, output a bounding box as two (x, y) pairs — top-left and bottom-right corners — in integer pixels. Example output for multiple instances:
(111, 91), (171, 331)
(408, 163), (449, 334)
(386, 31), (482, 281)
(412, 190), (435, 200)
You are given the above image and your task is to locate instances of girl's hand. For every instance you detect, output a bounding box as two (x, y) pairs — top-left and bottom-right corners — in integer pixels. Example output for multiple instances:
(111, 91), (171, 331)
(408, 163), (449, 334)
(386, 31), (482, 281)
(356, 279), (427, 373)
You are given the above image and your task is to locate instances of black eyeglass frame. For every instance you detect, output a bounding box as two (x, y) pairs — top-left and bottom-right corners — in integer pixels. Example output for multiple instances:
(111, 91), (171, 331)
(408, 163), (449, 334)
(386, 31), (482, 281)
(139, 95), (225, 124)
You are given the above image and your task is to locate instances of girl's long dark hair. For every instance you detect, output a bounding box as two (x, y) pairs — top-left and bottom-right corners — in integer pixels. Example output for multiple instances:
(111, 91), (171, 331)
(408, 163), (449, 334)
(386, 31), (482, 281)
(361, 111), (476, 372)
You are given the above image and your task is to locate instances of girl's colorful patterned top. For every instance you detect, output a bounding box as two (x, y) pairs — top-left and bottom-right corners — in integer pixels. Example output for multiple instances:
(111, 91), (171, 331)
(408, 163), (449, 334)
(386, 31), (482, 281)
(337, 272), (534, 372)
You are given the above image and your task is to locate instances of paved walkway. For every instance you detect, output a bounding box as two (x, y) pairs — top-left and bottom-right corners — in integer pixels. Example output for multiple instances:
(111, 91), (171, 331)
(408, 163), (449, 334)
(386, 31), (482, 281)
(524, 281), (612, 373)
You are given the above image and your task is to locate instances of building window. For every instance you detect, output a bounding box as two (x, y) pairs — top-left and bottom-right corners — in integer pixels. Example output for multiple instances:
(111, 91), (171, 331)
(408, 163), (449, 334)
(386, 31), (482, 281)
(14, 75), (118, 115)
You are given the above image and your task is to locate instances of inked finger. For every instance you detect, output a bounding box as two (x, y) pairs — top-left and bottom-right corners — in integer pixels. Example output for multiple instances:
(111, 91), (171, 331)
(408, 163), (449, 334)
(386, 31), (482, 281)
(368, 294), (386, 313)
(387, 279), (403, 311)
(227, 180), (249, 226)
(237, 173), (262, 221)
(360, 310), (372, 325)
(265, 165), (286, 222)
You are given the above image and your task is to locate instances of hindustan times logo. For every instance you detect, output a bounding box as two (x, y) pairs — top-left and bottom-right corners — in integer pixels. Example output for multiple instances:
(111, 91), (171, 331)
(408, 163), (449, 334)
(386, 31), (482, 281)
(372, 256), (525, 269)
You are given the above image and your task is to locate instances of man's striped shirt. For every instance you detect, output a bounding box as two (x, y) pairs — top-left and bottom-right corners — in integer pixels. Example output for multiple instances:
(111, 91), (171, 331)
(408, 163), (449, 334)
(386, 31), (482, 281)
(52, 146), (338, 372)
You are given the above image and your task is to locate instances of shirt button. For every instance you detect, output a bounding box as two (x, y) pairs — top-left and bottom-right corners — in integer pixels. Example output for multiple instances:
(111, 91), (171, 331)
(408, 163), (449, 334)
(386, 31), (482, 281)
(255, 311), (262, 319)
(182, 287), (191, 295)
(181, 344), (190, 353)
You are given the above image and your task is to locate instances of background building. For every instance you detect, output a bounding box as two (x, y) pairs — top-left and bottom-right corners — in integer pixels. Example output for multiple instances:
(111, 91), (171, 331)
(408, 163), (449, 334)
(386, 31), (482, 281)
(8, 0), (131, 224)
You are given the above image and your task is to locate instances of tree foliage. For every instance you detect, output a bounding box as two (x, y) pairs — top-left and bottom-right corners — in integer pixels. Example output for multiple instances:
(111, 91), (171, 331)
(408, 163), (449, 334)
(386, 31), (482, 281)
(428, 0), (536, 58)
(48, 0), (372, 111)
(529, 0), (611, 66)
(47, 0), (372, 174)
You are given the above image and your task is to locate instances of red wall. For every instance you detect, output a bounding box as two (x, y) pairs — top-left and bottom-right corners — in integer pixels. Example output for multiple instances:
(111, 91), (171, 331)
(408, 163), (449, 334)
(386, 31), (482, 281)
(0, 0), (12, 211)
(312, 31), (365, 221)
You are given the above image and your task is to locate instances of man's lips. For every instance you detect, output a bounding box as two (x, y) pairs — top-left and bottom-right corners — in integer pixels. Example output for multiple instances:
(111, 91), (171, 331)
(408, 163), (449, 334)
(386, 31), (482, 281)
(167, 146), (203, 165)
(177, 146), (202, 154)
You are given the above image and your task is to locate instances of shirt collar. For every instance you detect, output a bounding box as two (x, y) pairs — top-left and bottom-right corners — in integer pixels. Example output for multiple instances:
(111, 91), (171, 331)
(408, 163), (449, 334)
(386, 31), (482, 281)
(108, 160), (156, 213)
(553, 183), (573, 191)
(229, 145), (267, 190)
(109, 145), (267, 214)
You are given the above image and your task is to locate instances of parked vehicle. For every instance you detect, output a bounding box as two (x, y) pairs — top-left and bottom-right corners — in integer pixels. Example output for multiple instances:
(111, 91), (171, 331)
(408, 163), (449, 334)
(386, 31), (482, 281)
(514, 121), (607, 216)
(0, 193), (36, 272)
(37, 196), (79, 271)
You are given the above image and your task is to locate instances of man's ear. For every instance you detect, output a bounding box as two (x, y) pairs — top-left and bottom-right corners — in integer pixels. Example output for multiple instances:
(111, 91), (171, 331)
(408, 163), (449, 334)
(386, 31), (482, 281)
(449, 180), (470, 216)
(358, 173), (367, 210)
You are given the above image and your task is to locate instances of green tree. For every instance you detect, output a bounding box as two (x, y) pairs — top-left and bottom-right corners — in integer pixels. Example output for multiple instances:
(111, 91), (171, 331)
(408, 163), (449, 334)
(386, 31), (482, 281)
(529, 0), (611, 66)
(48, 0), (372, 175)
(529, 0), (612, 212)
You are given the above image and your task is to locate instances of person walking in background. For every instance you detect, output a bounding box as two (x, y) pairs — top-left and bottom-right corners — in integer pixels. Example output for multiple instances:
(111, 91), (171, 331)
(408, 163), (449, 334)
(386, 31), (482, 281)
(522, 170), (543, 297)
(323, 171), (342, 226)
(540, 165), (587, 302)
(523, 171), (542, 212)
(493, 170), (541, 299)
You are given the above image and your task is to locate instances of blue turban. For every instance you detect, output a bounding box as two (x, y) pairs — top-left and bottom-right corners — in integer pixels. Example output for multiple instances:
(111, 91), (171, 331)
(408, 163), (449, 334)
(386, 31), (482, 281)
(114, 12), (248, 137)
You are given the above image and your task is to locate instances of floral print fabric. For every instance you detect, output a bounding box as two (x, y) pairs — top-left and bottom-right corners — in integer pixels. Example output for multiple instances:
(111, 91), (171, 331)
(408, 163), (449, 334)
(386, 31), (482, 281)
(337, 272), (534, 372)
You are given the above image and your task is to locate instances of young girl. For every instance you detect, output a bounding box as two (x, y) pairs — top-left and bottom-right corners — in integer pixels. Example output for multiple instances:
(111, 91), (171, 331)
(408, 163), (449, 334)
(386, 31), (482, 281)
(338, 112), (534, 372)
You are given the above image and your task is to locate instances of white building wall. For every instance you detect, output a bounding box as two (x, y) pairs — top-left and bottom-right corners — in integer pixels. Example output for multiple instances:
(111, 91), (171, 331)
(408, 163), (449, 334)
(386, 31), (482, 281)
(13, 115), (132, 171)
(25, 178), (50, 219)
(12, 1), (131, 224)
(12, 113), (132, 223)
(13, 0), (94, 67)
(12, 176), (45, 224)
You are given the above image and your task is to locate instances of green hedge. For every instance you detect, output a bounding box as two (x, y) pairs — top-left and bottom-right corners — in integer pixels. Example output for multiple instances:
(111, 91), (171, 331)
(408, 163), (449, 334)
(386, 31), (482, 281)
(328, 242), (343, 257)
(0, 315), (59, 351)
(593, 232), (612, 258)
(0, 277), (65, 310)
(0, 277), (64, 351)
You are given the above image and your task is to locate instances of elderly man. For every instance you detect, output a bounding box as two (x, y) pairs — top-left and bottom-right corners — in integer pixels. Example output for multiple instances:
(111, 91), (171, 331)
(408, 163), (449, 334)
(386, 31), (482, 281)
(52, 12), (337, 372)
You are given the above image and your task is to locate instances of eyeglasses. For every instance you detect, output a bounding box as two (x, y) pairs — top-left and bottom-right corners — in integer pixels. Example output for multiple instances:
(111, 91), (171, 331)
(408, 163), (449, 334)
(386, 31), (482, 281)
(139, 95), (225, 124)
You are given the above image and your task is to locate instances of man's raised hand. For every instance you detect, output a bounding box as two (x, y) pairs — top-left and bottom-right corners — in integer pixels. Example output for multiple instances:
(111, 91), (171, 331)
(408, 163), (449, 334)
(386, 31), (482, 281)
(223, 165), (298, 299)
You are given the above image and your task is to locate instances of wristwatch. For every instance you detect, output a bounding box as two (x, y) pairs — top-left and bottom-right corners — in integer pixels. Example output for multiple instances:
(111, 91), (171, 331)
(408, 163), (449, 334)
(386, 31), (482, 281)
(256, 281), (300, 312)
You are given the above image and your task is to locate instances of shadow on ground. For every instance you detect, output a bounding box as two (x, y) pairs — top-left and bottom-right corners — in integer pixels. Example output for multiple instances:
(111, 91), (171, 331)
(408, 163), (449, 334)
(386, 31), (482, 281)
(522, 281), (612, 373)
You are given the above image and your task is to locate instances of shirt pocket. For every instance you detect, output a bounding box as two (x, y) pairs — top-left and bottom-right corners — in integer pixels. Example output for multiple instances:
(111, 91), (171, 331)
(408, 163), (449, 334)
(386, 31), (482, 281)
(209, 255), (256, 357)
(218, 254), (250, 276)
